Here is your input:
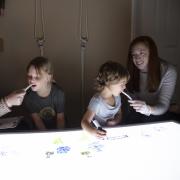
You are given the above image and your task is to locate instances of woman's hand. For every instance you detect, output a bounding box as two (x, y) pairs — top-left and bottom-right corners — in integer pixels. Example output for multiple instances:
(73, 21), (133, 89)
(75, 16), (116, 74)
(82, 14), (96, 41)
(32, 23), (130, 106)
(128, 100), (151, 116)
(5, 90), (26, 108)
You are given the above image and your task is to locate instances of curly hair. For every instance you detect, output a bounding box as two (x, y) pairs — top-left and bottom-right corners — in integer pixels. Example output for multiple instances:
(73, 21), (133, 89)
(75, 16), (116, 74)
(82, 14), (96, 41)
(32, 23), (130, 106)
(95, 61), (129, 91)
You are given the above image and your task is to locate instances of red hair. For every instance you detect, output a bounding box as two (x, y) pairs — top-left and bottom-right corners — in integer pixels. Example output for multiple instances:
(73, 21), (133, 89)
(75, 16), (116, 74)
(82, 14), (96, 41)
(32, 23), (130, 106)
(127, 36), (161, 92)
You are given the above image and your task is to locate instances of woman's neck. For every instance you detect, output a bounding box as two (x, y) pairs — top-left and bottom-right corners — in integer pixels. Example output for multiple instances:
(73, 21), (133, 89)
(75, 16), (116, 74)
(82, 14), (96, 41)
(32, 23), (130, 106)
(140, 66), (148, 73)
(140, 70), (148, 73)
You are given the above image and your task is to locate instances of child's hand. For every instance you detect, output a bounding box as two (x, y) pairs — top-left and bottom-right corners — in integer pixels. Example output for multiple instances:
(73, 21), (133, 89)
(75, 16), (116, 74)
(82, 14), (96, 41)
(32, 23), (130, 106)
(91, 128), (107, 138)
(96, 129), (107, 138)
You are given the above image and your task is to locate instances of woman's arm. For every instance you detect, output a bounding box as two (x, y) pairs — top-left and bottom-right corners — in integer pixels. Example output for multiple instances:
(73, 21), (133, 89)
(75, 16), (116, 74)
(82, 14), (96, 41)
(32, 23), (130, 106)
(0, 98), (11, 117)
(130, 65), (177, 116)
(0, 90), (26, 117)
(150, 65), (177, 115)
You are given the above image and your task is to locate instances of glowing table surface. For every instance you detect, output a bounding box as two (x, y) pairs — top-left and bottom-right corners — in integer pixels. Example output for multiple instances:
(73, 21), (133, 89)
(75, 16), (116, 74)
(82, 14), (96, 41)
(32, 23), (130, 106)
(0, 121), (180, 180)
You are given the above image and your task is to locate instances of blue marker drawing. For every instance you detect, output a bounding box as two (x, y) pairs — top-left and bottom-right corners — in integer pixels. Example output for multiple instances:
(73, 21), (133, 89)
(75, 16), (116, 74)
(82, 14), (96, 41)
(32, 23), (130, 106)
(88, 141), (104, 152)
(57, 146), (71, 154)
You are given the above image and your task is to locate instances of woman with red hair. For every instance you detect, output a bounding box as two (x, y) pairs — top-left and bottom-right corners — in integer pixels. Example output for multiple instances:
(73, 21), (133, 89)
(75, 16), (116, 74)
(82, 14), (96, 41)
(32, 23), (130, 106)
(125, 36), (178, 123)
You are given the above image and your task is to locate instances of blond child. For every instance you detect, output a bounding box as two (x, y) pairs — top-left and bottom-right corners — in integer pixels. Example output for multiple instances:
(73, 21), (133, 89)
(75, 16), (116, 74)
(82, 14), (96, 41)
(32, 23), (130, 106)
(23, 57), (65, 130)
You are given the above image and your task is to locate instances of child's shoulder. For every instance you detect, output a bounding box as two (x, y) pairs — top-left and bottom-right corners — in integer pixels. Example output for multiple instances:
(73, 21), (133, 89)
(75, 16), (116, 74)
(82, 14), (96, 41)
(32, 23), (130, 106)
(52, 82), (64, 91)
(90, 93), (101, 102)
(51, 83), (65, 96)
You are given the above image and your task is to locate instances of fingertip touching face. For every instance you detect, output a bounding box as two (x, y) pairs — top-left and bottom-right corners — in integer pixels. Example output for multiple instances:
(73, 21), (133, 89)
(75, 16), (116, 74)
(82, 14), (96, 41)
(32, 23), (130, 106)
(27, 65), (52, 92)
(131, 43), (149, 72)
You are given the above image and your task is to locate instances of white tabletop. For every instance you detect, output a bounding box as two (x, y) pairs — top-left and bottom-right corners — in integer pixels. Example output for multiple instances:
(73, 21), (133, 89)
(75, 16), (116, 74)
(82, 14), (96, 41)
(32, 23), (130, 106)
(0, 121), (180, 180)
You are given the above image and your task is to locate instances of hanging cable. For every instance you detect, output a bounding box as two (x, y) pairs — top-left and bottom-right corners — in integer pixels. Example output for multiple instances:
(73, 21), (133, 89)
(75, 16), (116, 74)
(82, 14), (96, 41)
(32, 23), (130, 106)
(79, 0), (88, 114)
(34, 0), (45, 56)
(0, 0), (5, 16)
(80, 0), (88, 44)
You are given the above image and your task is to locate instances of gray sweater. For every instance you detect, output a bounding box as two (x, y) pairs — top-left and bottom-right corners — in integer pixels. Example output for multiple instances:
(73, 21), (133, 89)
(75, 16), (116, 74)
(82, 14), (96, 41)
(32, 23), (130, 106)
(0, 98), (11, 117)
(133, 61), (177, 115)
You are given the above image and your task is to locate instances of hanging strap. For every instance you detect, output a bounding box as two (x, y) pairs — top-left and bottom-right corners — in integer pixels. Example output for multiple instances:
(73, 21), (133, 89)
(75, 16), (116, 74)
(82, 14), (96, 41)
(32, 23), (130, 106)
(80, 0), (88, 46)
(0, 0), (5, 16)
(34, 0), (45, 56)
(80, 0), (88, 114)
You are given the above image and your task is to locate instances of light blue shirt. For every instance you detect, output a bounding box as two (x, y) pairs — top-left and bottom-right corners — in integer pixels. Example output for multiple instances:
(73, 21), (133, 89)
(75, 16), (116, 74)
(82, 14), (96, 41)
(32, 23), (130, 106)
(88, 93), (121, 126)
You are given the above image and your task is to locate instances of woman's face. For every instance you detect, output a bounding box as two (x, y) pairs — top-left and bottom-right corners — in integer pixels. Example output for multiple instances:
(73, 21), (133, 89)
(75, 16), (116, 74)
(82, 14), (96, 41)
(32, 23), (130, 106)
(27, 66), (51, 92)
(131, 43), (149, 72)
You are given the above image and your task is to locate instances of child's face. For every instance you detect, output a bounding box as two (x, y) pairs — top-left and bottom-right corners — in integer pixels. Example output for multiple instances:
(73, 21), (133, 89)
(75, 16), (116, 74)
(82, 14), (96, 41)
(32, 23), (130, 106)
(27, 65), (52, 92)
(107, 78), (127, 96)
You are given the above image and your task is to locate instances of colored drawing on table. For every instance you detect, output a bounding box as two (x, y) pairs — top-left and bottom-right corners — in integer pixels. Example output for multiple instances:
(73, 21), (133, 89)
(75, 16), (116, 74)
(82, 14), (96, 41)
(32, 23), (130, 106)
(81, 151), (92, 158)
(79, 131), (93, 142)
(141, 125), (166, 138)
(45, 151), (54, 158)
(153, 126), (166, 132)
(79, 140), (104, 158)
(45, 146), (71, 158)
(57, 146), (71, 154)
(0, 146), (19, 158)
(53, 137), (63, 145)
(0, 151), (7, 157)
(106, 134), (128, 141)
(79, 134), (129, 158)
(88, 141), (104, 152)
